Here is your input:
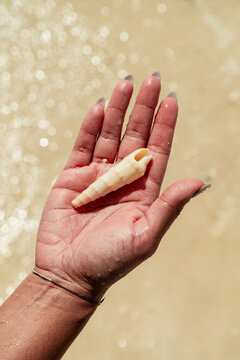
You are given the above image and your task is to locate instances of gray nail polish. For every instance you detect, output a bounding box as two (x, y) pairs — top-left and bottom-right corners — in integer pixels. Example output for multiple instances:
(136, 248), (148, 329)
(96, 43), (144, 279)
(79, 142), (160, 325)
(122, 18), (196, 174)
(124, 74), (134, 83)
(96, 97), (105, 107)
(167, 91), (178, 101)
(191, 183), (211, 198)
(151, 71), (161, 80)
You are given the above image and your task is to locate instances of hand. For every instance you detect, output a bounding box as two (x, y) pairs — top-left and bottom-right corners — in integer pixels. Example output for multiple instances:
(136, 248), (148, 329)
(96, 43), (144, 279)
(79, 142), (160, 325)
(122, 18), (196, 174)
(35, 74), (204, 302)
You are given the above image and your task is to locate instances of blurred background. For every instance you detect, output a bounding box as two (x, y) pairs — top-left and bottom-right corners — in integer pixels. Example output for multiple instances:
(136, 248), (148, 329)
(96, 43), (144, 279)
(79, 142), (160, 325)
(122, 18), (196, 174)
(0, 0), (240, 359)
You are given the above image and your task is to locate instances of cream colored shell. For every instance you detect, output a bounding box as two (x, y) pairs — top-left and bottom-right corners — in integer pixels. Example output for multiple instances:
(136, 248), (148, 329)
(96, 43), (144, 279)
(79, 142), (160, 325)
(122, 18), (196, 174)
(71, 148), (152, 208)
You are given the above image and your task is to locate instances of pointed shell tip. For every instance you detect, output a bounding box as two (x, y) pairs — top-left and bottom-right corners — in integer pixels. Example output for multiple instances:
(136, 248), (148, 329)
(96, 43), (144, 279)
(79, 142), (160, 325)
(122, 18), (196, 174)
(71, 200), (78, 208)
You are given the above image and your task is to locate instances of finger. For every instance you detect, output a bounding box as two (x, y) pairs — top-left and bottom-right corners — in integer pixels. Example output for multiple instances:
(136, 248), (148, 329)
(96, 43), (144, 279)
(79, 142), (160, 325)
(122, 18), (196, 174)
(134, 178), (208, 259)
(93, 78), (133, 163)
(146, 93), (178, 196)
(117, 74), (161, 160)
(64, 101), (105, 170)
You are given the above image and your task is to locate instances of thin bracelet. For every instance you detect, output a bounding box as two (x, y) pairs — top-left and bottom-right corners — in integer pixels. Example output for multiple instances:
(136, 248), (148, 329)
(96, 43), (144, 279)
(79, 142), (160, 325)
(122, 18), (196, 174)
(32, 269), (104, 306)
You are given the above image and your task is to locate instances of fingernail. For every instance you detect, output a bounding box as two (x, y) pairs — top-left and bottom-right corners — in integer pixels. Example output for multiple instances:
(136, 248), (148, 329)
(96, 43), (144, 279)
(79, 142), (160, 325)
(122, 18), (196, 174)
(124, 74), (134, 83)
(151, 71), (161, 80)
(96, 97), (105, 107)
(167, 91), (178, 101)
(192, 183), (211, 198)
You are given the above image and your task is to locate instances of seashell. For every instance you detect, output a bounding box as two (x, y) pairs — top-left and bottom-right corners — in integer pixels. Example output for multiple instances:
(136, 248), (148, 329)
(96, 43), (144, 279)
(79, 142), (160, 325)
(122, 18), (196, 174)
(71, 148), (152, 208)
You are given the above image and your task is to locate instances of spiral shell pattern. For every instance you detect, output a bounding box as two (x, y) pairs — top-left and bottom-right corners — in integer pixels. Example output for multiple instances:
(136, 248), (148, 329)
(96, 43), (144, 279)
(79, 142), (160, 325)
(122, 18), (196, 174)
(71, 148), (152, 208)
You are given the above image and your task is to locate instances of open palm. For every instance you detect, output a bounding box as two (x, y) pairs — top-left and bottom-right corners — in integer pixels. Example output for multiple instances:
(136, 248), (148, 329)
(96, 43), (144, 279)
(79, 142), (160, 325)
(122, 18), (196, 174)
(35, 74), (204, 302)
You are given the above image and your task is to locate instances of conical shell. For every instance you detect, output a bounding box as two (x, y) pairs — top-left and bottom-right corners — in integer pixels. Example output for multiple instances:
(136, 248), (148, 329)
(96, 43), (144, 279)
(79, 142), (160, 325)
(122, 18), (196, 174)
(71, 148), (152, 208)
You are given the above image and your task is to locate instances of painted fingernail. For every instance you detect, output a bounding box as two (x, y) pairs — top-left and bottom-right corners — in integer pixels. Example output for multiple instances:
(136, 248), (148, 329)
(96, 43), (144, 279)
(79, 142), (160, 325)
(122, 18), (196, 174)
(151, 71), (161, 80)
(191, 183), (211, 198)
(167, 91), (178, 101)
(124, 74), (134, 83)
(96, 97), (105, 107)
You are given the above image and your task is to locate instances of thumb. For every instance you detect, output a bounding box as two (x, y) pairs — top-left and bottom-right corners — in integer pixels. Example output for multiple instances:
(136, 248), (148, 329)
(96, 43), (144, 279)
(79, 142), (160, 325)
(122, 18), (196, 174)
(134, 179), (210, 257)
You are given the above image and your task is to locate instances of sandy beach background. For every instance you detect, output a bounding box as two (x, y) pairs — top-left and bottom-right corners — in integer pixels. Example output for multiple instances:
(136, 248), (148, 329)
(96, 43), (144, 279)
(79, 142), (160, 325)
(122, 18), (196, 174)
(0, 0), (240, 359)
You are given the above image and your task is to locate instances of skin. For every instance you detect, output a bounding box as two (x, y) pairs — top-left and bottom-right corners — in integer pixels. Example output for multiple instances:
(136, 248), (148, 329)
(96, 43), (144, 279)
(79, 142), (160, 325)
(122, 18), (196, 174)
(0, 74), (205, 359)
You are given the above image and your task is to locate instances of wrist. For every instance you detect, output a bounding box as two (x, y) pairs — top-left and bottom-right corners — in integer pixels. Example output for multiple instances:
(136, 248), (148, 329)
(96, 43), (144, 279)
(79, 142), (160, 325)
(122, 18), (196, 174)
(33, 265), (106, 307)
(32, 268), (104, 306)
(0, 272), (98, 360)
(22, 273), (98, 315)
